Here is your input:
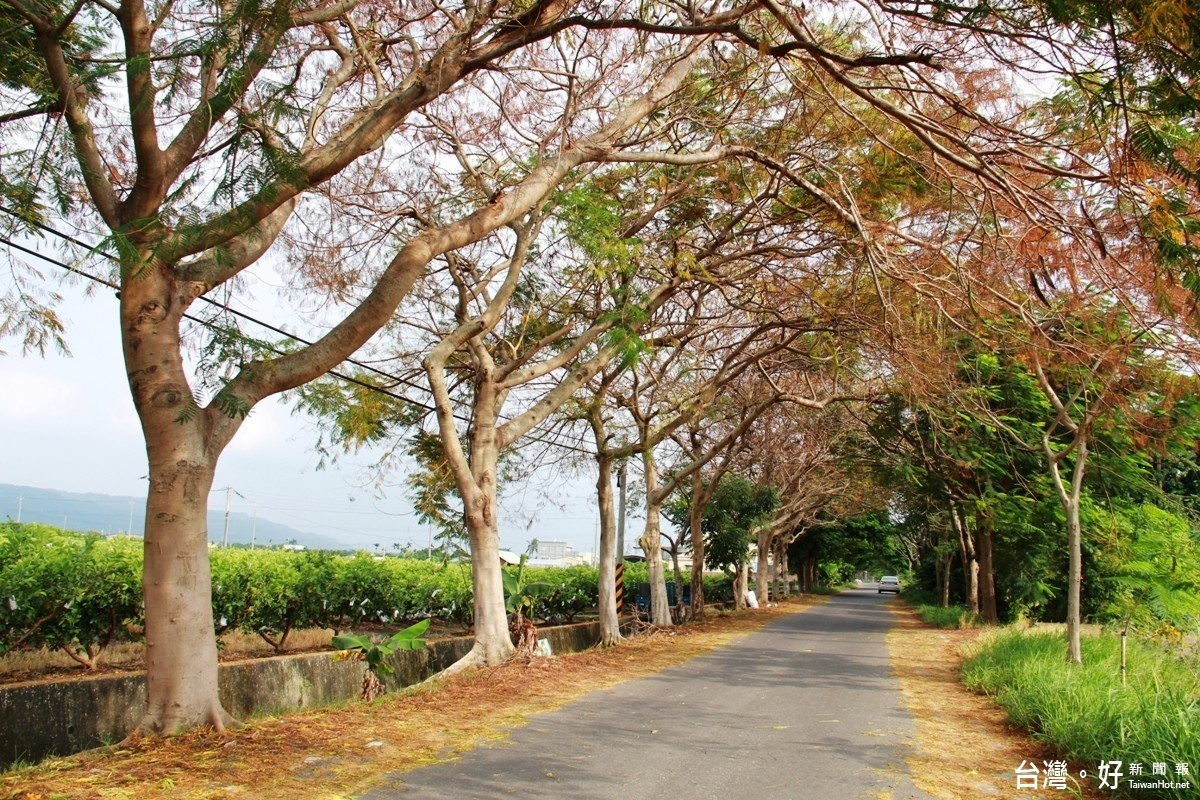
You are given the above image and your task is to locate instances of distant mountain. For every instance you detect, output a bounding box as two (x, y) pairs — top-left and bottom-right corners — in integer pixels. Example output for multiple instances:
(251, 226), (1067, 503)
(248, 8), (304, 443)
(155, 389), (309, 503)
(0, 483), (346, 551)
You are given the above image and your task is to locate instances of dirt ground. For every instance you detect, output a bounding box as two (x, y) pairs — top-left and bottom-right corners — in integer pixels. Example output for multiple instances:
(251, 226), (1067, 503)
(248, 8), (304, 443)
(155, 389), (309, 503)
(0, 622), (479, 685)
(2, 599), (1095, 800)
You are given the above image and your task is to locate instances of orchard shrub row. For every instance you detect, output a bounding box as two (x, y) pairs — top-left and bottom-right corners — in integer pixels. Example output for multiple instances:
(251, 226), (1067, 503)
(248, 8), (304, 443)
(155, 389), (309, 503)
(209, 548), (603, 649)
(3, 523), (736, 666)
(0, 523), (142, 669)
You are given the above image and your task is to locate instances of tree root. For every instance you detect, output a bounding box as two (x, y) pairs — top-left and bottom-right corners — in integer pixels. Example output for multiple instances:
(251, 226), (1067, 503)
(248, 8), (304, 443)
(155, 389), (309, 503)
(626, 613), (676, 639)
(125, 700), (241, 743)
(598, 631), (624, 647)
(433, 643), (493, 681)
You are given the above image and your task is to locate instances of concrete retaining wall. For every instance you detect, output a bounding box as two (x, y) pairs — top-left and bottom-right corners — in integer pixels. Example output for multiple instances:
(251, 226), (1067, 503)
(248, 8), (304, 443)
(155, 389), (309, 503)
(0, 621), (601, 768)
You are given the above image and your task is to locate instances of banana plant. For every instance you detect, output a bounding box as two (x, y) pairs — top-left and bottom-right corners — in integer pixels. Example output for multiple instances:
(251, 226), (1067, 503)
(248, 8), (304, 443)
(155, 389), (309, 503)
(333, 618), (430, 700)
(502, 555), (553, 622)
(503, 555), (553, 656)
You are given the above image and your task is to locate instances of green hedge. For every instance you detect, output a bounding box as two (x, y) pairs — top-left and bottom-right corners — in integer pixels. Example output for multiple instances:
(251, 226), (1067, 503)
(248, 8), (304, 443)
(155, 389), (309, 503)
(0, 523), (142, 667)
(2, 524), (738, 662)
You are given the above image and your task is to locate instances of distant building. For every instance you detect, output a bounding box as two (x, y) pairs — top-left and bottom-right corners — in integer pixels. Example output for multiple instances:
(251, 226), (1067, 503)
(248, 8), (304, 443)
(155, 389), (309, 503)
(536, 540), (574, 560)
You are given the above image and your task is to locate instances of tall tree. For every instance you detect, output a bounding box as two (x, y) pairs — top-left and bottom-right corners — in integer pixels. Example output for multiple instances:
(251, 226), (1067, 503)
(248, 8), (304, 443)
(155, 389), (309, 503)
(0, 0), (751, 734)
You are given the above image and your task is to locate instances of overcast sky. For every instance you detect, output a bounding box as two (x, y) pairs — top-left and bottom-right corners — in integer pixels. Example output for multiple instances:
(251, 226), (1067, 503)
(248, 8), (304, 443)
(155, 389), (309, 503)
(0, 264), (629, 556)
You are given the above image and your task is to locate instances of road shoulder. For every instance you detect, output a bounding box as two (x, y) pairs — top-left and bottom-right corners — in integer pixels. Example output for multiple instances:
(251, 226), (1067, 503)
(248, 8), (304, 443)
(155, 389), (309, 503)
(886, 605), (1103, 800)
(0, 599), (824, 800)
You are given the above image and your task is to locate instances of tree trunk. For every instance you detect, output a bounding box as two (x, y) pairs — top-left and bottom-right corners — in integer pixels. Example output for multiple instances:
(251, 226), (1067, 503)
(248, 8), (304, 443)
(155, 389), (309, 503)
(755, 529), (771, 604)
(732, 563), (747, 609)
(670, 544), (686, 622)
(1048, 430), (1088, 666)
(1064, 492), (1084, 664)
(951, 504), (979, 616)
(640, 520), (673, 626)
(934, 550), (944, 606)
(124, 265), (237, 735)
(589, 410), (622, 646)
(976, 510), (998, 624)
(139, 453), (235, 734)
(774, 539), (789, 600)
(461, 389), (516, 668)
(940, 553), (953, 607)
(464, 515), (514, 666)
(595, 452), (622, 646)
(640, 450), (673, 627)
(428, 363), (515, 674)
(688, 475), (707, 620)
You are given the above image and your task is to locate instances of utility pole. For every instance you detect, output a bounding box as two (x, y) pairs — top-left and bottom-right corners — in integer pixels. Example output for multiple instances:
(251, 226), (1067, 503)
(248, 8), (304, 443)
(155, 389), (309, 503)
(217, 486), (243, 547)
(15, 495), (21, 523)
(127, 499), (134, 535)
(250, 509), (258, 550)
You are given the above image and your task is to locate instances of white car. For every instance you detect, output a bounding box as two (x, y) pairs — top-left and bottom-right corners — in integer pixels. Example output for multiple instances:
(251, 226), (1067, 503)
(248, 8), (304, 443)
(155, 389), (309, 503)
(878, 576), (901, 594)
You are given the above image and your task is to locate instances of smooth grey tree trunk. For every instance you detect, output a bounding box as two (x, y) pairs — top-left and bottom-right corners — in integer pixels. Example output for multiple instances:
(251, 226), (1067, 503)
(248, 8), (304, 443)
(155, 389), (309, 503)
(590, 412), (622, 645)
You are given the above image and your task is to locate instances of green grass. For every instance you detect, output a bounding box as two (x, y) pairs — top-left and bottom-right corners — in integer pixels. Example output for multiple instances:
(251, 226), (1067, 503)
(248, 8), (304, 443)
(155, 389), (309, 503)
(962, 629), (1200, 799)
(913, 603), (978, 628)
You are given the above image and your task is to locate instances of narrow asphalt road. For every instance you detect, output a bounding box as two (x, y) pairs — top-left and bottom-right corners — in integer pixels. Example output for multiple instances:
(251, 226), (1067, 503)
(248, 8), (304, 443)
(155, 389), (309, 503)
(360, 588), (935, 800)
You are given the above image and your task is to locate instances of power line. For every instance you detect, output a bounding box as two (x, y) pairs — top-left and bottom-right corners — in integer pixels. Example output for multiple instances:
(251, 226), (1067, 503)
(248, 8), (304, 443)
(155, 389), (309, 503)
(0, 233), (438, 412)
(0, 207), (596, 455)
(0, 204), (435, 402)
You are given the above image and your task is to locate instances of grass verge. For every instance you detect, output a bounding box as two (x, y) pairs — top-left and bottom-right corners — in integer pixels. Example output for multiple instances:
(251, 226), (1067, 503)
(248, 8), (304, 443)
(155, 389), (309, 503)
(962, 629), (1200, 799)
(912, 603), (978, 629)
(887, 605), (1104, 800)
(0, 598), (823, 800)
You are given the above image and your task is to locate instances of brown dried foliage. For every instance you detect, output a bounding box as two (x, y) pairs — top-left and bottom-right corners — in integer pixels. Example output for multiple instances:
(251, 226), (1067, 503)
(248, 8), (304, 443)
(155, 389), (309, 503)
(887, 605), (1105, 800)
(1, 601), (821, 800)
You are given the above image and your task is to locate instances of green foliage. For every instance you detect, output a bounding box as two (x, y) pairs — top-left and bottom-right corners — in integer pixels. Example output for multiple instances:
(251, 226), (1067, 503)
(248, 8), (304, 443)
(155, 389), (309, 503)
(702, 573), (735, 603)
(0, 523), (142, 666)
(856, 318), (1200, 631)
(323, 552), (402, 629)
(2, 527), (605, 666)
(4, 526), (755, 670)
(963, 629), (1200, 799)
(699, 474), (779, 571)
(1095, 504), (1200, 641)
(332, 618), (430, 679)
(796, 512), (906, 579)
(913, 603), (979, 629)
(524, 564), (599, 623)
(210, 549), (344, 651)
(502, 555), (554, 620)
(818, 560), (855, 585)
(404, 429), (471, 553)
(193, 321), (288, 400)
(558, 181), (642, 275)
